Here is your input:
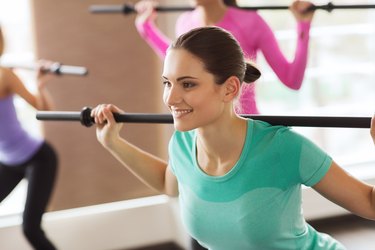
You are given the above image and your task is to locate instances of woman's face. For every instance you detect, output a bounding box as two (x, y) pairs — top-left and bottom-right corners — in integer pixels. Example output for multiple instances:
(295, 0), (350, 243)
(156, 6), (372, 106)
(162, 49), (226, 132)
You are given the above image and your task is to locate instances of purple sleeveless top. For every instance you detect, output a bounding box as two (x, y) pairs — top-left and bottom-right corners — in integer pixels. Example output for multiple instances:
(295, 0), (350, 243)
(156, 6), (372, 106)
(0, 95), (43, 165)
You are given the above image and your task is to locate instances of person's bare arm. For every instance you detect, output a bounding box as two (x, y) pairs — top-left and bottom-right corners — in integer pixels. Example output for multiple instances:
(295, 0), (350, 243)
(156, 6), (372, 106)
(105, 136), (178, 196)
(6, 61), (55, 110)
(313, 161), (375, 220)
(92, 104), (178, 196)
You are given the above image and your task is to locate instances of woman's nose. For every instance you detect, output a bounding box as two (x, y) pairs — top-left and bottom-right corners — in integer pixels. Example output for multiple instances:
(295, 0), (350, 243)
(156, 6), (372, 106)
(164, 85), (182, 105)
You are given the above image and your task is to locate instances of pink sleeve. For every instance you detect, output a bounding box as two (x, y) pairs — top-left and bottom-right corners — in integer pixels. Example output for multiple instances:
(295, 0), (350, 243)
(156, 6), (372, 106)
(135, 20), (171, 59)
(258, 20), (311, 90)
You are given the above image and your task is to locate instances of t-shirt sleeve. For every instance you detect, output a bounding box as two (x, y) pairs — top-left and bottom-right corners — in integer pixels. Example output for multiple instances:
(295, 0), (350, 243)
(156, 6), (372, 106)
(277, 128), (333, 187)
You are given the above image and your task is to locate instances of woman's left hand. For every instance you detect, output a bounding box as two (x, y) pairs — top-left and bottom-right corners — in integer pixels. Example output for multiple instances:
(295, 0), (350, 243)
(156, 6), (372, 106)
(36, 59), (57, 89)
(290, 0), (315, 22)
(91, 104), (125, 149)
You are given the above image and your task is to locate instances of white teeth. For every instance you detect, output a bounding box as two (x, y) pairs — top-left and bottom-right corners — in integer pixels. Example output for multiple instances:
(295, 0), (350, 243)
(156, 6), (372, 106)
(172, 109), (192, 115)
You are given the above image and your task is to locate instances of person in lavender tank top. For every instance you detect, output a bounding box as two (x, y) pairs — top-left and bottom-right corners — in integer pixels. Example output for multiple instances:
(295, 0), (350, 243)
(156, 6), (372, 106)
(134, 0), (315, 115)
(0, 27), (58, 250)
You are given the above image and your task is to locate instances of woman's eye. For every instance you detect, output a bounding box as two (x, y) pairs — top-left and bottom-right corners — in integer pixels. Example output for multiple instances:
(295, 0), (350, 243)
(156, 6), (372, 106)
(163, 81), (171, 87)
(183, 82), (195, 88)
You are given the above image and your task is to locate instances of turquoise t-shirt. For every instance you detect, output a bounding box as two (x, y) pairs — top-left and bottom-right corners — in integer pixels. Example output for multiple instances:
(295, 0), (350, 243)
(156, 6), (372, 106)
(168, 119), (346, 250)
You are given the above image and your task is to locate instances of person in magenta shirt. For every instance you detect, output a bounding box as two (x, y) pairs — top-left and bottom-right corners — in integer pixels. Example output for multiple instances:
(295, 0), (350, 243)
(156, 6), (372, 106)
(134, 0), (315, 114)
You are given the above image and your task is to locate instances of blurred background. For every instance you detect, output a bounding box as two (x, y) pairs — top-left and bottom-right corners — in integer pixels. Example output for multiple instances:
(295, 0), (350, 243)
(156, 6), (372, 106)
(0, 0), (374, 249)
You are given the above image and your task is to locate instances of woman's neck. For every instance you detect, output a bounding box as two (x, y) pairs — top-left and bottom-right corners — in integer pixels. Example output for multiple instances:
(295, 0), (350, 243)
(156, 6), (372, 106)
(196, 2), (228, 26)
(196, 115), (247, 176)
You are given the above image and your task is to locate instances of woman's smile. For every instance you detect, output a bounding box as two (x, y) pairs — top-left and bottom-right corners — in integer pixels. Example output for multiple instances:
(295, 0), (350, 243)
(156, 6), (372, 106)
(170, 108), (193, 119)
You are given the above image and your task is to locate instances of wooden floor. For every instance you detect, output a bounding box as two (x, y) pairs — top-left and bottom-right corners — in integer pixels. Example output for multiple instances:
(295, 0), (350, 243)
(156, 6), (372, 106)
(130, 215), (375, 250)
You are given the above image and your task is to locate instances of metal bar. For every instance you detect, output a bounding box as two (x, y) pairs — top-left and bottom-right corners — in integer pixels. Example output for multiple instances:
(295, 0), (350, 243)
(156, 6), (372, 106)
(38, 111), (82, 121)
(89, 2), (375, 15)
(36, 108), (371, 128)
(0, 62), (88, 76)
(49, 64), (88, 76)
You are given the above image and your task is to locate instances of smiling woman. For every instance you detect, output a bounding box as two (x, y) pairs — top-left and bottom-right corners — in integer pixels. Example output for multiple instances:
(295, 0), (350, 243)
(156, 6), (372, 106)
(89, 26), (375, 250)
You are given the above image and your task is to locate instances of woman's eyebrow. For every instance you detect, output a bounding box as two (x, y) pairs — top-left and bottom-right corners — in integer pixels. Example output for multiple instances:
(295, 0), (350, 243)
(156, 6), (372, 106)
(162, 76), (198, 81)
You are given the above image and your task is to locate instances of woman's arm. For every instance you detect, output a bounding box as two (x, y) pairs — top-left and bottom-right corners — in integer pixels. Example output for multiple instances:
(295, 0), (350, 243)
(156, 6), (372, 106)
(313, 161), (375, 220)
(134, 0), (171, 59)
(5, 61), (54, 110)
(91, 104), (178, 196)
(258, 0), (314, 89)
(309, 116), (375, 219)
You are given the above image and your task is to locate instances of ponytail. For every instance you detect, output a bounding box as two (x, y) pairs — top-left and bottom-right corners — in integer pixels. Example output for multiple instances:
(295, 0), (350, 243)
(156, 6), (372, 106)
(243, 62), (261, 83)
(224, 0), (238, 7)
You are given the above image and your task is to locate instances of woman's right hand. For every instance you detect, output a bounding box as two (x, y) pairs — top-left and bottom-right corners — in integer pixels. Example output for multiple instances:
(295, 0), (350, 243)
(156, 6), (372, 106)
(135, 0), (158, 26)
(91, 104), (125, 148)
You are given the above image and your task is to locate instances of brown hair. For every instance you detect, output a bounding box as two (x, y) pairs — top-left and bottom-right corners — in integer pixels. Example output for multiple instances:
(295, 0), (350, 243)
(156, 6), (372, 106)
(224, 0), (238, 7)
(170, 26), (261, 85)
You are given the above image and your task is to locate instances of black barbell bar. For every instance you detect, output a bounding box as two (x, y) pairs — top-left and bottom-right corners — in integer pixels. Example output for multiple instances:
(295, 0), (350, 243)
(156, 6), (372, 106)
(36, 107), (371, 128)
(89, 2), (375, 14)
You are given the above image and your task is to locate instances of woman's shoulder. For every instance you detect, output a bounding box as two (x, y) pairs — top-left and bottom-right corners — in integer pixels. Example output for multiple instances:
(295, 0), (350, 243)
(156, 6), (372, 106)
(0, 67), (10, 93)
(224, 7), (267, 30)
(0, 66), (14, 79)
(227, 6), (262, 19)
(0, 66), (15, 84)
(0, 67), (20, 97)
(250, 119), (296, 140)
(0, 66), (7, 77)
(251, 119), (289, 132)
(249, 119), (308, 153)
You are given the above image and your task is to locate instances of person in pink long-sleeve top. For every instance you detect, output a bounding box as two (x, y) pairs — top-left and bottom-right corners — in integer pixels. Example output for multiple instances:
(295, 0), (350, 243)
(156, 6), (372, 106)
(135, 0), (315, 114)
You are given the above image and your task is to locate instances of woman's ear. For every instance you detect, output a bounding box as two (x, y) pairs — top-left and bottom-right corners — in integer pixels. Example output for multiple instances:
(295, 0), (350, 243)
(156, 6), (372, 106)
(223, 76), (241, 102)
